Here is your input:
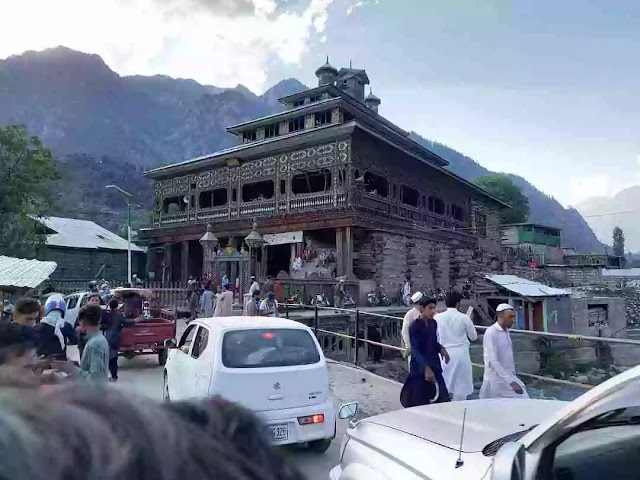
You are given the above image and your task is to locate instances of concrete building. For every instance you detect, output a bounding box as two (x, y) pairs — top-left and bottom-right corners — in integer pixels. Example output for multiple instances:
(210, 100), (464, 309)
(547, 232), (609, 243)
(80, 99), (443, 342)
(38, 217), (145, 280)
(501, 223), (563, 265)
(140, 60), (508, 300)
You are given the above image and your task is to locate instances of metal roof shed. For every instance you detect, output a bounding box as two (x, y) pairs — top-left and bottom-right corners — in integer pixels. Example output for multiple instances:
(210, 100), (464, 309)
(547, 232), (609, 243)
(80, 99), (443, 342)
(484, 274), (570, 298)
(0, 256), (57, 292)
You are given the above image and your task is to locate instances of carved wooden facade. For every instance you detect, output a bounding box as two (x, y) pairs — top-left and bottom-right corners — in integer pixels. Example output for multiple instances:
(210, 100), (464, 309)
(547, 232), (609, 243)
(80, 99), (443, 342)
(153, 139), (351, 228)
(151, 132), (498, 241)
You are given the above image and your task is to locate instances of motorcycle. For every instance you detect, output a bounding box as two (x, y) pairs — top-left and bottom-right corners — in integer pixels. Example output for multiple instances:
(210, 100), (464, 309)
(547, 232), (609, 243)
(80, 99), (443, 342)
(367, 286), (391, 307)
(310, 292), (330, 307)
(344, 292), (356, 307)
(285, 294), (304, 309)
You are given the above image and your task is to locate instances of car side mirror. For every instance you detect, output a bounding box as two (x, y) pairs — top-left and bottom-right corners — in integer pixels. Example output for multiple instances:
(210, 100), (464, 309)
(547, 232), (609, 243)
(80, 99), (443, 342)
(490, 442), (525, 480)
(338, 402), (359, 420)
(165, 339), (177, 349)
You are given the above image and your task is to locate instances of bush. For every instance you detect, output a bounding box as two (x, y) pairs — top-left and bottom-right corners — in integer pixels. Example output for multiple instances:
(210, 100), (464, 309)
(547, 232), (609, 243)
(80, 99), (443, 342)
(537, 338), (571, 379)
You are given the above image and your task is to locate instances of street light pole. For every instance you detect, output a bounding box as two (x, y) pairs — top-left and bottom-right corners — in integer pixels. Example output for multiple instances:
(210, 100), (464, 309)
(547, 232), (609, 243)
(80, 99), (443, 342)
(106, 184), (133, 285)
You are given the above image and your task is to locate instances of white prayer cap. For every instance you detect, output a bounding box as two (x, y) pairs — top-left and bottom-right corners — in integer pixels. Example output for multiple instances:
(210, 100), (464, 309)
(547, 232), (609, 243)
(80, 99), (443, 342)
(411, 292), (423, 303)
(496, 303), (514, 313)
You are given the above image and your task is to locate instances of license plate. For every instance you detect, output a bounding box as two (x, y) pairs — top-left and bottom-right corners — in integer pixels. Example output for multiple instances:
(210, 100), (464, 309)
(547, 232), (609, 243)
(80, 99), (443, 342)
(271, 424), (289, 441)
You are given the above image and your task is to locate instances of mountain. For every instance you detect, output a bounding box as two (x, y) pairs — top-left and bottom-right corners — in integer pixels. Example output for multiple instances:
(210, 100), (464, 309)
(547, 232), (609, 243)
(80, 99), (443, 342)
(0, 46), (307, 167)
(0, 47), (604, 253)
(410, 134), (606, 253)
(576, 186), (640, 252)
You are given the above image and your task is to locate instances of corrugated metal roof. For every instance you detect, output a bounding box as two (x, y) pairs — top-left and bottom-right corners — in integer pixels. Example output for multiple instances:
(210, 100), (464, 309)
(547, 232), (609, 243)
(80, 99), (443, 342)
(603, 268), (640, 277)
(39, 217), (144, 252)
(0, 256), (57, 288)
(484, 274), (570, 297)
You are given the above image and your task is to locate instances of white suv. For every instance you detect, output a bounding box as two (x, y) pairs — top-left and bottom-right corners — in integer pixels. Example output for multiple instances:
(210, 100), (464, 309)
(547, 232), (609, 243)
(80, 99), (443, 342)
(164, 316), (336, 452)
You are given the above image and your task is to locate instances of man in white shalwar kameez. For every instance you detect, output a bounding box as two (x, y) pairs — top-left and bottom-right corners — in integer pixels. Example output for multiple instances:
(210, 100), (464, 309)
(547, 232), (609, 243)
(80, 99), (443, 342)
(401, 291), (423, 368)
(480, 303), (529, 399)
(435, 292), (477, 401)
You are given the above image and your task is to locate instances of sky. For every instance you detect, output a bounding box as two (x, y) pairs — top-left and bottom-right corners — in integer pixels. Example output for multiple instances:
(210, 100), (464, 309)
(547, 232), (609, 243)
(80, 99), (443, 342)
(2, 0), (639, 208)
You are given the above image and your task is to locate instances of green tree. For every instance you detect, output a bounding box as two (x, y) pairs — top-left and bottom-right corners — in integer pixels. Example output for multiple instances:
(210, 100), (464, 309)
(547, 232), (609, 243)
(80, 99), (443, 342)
(0, 125), (59, 258)
(613, 226), (625, 259)
(475, 174), (530, 224)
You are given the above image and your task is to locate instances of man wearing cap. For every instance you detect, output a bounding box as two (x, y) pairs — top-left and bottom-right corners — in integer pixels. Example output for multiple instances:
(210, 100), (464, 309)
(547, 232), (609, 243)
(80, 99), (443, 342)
(435, 291), (478, 401)
(401, 291), (424, 367)
(249, 276), (260, 296)
(480, 303), (529, 399)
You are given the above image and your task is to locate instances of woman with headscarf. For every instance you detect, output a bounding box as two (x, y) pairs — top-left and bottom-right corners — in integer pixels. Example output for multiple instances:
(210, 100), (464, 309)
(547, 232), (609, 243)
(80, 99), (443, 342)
(33, 294), (76, 360)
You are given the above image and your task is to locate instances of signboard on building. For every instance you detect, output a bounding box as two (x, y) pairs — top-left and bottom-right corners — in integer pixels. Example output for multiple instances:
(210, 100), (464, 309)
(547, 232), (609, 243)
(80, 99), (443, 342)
(263, 231), (303, 246)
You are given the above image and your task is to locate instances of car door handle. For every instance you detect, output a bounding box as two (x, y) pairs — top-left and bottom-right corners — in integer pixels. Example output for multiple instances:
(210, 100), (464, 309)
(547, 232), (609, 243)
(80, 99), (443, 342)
(268, 394), (284, 401)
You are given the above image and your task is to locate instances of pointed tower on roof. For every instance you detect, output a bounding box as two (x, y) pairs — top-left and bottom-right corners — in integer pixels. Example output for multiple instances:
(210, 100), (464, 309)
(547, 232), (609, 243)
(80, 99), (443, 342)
(365, 87), (381, 113)
(315, 56), (339, 87)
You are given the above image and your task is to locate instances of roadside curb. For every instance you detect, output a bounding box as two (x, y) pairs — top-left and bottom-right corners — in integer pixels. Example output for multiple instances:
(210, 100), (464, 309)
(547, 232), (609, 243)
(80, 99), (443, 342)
(326, 359), (403, 387)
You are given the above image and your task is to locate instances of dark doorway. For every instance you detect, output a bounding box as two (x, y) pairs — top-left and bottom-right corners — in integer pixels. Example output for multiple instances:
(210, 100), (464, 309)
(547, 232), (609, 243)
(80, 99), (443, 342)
(267, 244), (291, 277)
(189, 241), (203, 279)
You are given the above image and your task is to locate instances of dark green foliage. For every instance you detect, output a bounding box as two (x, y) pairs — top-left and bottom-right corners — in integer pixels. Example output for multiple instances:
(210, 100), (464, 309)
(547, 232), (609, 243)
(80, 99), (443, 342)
(410, 133), (606, 253)
(0, 125), (58, 258)
(613, 226), (625, 258)
(475, 175), (530, 224)
(537, 338), (571, 379)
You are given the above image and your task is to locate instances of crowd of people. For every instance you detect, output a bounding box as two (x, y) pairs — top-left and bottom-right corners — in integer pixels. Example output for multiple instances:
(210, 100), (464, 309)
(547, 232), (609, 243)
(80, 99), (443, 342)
(400, 290), (528, 407)
(185, 275), (279, 320)
(0, 302), (304, 480)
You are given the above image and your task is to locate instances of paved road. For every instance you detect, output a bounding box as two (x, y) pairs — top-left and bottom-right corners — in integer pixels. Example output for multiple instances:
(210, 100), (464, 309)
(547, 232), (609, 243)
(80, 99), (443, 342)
(99, 352), (345, 480)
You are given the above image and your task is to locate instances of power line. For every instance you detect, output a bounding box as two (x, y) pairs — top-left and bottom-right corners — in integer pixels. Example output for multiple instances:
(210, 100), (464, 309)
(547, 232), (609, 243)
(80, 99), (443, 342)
(581, 209), (640, 219)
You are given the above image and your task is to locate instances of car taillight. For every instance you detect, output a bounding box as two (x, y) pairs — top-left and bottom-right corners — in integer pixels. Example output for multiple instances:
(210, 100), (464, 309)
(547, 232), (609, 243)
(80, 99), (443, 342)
(297, 414), (325, 425)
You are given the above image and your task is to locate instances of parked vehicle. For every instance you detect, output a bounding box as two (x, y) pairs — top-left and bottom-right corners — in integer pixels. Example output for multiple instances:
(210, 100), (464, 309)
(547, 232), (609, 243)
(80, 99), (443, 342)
(344, 292), (356, 307)
(163, 316), (336, 451)
(114, 287), (176, 365)
(311, 292), (330, 307)
(366, 287), (391, 307)
(284, 294), (304, 309)
(330, 364), (640, 480)
(64, 291), (105, 327)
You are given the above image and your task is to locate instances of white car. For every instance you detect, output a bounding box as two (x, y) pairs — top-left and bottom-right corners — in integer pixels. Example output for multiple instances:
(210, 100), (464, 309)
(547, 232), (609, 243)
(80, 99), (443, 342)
(331, 365), (640, 480)
(63, 291), (96, 326)
(163, 316), (337, 451)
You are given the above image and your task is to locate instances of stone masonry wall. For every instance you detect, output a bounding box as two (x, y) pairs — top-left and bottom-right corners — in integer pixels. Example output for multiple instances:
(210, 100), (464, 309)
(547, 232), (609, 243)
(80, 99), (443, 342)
(354, 231), (503, 300)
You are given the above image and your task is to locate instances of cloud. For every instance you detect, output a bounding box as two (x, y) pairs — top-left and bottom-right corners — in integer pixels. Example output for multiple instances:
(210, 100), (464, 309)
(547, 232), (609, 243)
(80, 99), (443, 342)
(346, 1), (363, 15)
(346, 0), (377, 15)
(0, 0), (335, 92)
(568, 171), (639, 206)
(150, 0), (256, 17)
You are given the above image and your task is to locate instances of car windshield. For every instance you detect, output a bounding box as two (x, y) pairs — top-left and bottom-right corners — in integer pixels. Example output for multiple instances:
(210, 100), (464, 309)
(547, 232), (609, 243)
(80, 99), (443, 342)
(222, 328), (320, 368)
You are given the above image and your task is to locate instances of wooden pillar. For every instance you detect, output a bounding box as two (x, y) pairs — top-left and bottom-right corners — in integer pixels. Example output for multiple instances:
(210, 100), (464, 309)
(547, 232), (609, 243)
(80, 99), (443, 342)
(260, 246), (267, 278)
(345, 226), (354, 278)
(181, 241), (189, 283)
(336, 228), (345, 276)
(163, 243), (172, 284)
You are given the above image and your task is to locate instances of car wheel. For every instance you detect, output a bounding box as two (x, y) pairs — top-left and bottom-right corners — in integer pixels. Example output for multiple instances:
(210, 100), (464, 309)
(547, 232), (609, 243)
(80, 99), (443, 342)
(308, 438), (332, 453)
(158, 348), (168, 366)
(163, 371), (170, 402)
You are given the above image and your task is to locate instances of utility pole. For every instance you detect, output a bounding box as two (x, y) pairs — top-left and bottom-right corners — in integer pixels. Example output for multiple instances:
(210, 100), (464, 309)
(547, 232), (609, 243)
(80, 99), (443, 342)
(106, 185), (133, 284)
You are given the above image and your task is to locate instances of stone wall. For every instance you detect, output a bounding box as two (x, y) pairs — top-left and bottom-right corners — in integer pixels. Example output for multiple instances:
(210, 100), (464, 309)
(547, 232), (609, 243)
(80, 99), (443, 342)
(354, 230), (503, 299)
